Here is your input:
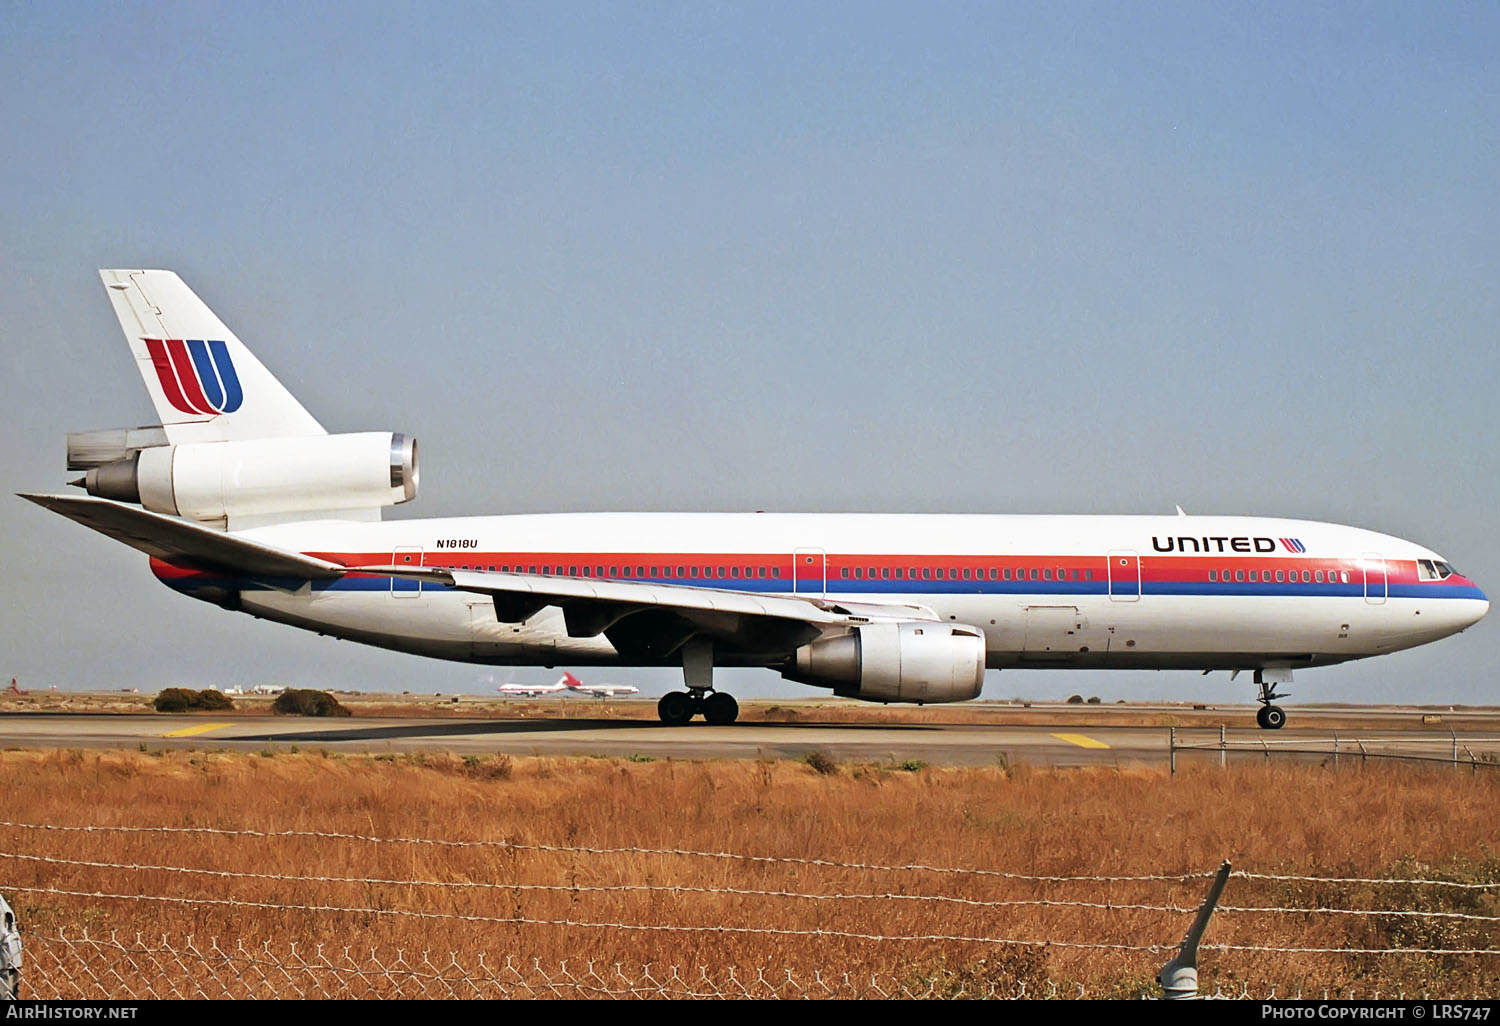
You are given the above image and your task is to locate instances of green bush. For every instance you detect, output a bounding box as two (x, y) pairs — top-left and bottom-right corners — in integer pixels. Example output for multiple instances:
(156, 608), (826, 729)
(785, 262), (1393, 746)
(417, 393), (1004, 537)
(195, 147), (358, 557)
(154, 688), (235, 712)
(272, 689), (351, 717)
(153, 688), (197, 713)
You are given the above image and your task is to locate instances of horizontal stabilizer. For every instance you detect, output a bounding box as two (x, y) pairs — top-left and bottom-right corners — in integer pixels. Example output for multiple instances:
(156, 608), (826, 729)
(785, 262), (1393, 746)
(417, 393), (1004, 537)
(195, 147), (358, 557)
(19, 493), (345, 580)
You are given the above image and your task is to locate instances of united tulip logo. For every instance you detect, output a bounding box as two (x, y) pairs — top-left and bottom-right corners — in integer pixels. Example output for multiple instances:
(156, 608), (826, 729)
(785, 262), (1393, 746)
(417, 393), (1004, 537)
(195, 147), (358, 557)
(145, 339), (243, 415)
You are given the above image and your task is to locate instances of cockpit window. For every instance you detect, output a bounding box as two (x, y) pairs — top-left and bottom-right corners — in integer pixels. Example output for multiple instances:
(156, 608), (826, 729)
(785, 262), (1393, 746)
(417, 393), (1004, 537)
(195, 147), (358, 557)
(1419, 559), (1457, 580)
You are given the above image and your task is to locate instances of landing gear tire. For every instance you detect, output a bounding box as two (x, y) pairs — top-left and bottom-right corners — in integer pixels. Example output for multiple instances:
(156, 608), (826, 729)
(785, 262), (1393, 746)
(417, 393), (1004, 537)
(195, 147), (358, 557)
(658, 691), (695, 726)
(1256, 705), (1286, 730)
(702, 691), (739, 726)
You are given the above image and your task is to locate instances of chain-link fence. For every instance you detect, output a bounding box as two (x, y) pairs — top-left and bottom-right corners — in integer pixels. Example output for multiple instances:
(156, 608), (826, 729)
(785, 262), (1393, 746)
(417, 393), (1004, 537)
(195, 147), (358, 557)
(16, 930), (1457, 1000)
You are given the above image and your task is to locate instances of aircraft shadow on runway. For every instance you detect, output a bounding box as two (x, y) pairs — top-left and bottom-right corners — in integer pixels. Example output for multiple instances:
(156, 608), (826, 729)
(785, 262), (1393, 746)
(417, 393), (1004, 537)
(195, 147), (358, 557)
(223, 718), (938, 743)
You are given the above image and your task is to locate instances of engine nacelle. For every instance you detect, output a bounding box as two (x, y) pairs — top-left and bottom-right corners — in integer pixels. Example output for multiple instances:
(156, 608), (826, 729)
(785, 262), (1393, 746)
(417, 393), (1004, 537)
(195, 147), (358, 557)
(80, 431), (418, 522)
(786, 621), (986, 704)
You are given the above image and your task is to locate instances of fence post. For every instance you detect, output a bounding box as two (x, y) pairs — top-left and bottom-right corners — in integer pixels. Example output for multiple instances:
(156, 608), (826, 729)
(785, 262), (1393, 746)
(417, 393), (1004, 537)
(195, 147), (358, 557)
(1169, 727), (1176, 776)
(1159, 860), (1232, 999)
(0, 893), (19, 999)
(1333, 731), (1339, 768)
(1219, 725), (1225, 769)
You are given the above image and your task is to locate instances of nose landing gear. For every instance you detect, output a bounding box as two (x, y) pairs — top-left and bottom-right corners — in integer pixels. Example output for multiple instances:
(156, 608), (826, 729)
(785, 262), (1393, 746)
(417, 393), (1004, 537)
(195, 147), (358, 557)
(1255, 704), (1286, 730)
(1253, 668), (1291, 730)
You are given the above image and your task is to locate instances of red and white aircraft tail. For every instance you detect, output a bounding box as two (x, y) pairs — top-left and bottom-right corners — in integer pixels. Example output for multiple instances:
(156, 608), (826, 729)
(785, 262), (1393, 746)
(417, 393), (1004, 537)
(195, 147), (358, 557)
(6, 679), (27, 696)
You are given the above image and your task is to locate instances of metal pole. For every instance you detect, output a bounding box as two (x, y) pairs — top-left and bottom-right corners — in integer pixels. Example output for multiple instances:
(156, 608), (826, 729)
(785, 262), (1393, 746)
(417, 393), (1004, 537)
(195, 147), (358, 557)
(1169, 727), (1176, 776)
(1452, 730), (1459, 767)
(0, 893), (19, 999)
(1159, 860), (1232, 999)
(1333, 730), (1339, 768)
(1219, 724), (1225, 769)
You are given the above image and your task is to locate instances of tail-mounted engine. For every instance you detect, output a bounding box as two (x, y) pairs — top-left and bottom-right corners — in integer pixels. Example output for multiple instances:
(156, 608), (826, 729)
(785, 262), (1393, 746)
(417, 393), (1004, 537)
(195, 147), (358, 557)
(68, 428), (418, 522)
(784, 621), (986, 703)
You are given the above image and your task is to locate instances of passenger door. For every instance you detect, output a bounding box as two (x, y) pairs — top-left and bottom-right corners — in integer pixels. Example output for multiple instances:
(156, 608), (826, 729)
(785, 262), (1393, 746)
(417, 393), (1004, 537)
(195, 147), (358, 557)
(1107, 550), (1141, 602)
(793, 548), (826, 598)
(391, 546), (423, 597)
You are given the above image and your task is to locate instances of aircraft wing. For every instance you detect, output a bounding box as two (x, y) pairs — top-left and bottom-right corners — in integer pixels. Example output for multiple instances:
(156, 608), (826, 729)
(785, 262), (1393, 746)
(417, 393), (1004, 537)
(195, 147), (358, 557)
(19, 493), (346, 581)
(352, 564), (939, 660)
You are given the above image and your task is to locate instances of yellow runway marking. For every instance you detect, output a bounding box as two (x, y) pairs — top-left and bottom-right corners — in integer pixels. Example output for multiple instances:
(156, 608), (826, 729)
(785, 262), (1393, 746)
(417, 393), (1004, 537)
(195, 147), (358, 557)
(1050, 732), (1111, 750)
(161, 722), (233, 738)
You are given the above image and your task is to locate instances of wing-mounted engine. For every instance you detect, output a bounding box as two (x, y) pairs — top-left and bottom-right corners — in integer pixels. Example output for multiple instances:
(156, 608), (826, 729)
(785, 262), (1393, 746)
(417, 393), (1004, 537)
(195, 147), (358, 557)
(784, 621), (986, 703)
(68, 428), (418, 524)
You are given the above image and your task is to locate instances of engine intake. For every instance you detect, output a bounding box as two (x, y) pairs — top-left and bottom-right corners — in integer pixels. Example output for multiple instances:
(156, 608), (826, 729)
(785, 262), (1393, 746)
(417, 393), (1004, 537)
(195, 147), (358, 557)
(785, 621), (986, 704)
(77, 431), (418, 522)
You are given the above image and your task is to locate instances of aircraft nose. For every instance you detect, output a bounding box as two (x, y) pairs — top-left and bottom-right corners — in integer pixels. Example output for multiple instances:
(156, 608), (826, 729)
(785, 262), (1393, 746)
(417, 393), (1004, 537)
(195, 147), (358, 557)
(1456, 581), (1488, 630)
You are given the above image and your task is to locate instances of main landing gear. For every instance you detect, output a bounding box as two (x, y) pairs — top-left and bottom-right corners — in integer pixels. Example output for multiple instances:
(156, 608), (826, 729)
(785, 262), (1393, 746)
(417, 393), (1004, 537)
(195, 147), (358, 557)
(1253, 668), (1291, 730)
(657, 689), (739, 726)
(656, 638), (739, 726)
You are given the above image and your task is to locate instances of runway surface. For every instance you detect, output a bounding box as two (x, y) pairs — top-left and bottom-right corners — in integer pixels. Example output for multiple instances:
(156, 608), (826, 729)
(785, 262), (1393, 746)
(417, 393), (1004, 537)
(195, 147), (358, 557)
(1, 706), (1497, 767)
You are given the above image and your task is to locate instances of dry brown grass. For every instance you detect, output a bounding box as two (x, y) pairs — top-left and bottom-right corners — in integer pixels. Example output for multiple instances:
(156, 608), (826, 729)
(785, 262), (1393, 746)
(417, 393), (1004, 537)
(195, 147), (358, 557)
(1, 749), (1496, 997)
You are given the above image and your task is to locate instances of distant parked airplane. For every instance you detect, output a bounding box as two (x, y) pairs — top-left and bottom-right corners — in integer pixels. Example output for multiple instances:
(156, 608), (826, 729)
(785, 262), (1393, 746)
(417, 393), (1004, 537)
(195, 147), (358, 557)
(6, 679), (26, 696)
(559, 671), (639, 698)
(497, 672), (639, 698)
(496, 676), (569, 698)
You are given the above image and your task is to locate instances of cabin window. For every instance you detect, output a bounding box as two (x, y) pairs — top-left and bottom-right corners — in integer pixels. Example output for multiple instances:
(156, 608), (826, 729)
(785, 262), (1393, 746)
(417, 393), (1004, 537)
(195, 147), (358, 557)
(1209, 570), (1217, 582)
(1275, 570), (1284, 583)
(881, 568), (890, 580)
(962, 568), (972, 580)
(732, 567), (741, 578)
(921, 568), (931, 580)
(1235, 569), (1244, 582)
(853, 567), (863, 579)
(841, 568), (849, 579)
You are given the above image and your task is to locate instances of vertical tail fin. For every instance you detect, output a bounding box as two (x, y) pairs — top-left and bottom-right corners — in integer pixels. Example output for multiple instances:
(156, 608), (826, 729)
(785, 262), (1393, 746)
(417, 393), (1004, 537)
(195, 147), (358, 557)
(100, 270), (325, 443)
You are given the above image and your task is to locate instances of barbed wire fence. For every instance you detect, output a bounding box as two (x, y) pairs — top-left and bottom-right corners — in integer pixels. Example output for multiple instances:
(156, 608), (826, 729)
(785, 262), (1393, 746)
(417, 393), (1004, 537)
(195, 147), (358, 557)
(1, 820), (1496, 999)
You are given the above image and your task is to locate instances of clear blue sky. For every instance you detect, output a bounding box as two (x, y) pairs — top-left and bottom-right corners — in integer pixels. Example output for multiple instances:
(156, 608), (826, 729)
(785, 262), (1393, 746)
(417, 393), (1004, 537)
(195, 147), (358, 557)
(2, 2), (1496, 703)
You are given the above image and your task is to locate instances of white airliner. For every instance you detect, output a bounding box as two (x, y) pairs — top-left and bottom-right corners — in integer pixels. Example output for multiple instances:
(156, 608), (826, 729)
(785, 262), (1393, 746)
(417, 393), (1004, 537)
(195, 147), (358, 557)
(558, 671), (640, 698)
(22, 271), (1488, 729)
(498, 672), (640, 699)
(496, 676), (569, 698)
